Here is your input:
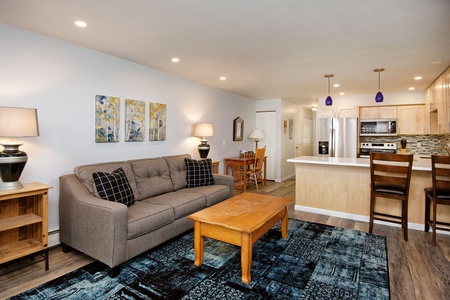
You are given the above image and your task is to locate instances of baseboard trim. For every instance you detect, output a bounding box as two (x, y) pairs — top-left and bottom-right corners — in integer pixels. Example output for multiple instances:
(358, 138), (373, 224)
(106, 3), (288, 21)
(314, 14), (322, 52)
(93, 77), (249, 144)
(294, 204), (450, 235)
(48, 230), (60, 248)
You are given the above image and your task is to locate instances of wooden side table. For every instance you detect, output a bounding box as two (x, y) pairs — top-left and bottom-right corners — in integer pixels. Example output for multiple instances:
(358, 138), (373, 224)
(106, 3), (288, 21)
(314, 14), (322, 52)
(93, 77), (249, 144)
(0, 182), (52, 270)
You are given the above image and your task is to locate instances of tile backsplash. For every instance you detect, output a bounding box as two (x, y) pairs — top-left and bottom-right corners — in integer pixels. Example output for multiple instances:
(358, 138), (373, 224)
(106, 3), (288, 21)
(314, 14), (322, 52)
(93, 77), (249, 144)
(360, 134), (450, 155)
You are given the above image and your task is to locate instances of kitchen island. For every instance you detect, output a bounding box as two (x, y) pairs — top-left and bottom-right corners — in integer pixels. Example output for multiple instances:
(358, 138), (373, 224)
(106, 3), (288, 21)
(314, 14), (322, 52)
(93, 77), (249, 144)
(287, 156), (449, 230)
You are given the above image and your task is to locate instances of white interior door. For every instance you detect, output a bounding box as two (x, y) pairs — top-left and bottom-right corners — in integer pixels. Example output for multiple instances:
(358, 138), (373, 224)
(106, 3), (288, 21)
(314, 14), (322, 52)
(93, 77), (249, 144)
(256, 111), (276, 180)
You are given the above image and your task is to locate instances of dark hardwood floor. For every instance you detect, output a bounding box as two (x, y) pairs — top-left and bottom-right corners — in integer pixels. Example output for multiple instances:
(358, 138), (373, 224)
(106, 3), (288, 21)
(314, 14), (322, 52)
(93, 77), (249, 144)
(1, 178), (449, 299)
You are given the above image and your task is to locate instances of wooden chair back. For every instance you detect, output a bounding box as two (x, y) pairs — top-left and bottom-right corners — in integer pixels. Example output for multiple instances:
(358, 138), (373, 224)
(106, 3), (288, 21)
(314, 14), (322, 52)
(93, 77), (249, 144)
(370, 152), (414, 199)
(431, 155), (450, 194)
(253, 146), (266, 174)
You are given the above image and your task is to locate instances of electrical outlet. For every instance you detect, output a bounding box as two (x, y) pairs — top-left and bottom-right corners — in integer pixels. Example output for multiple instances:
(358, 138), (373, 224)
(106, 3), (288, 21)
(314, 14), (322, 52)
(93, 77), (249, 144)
(223, 140), (226, 146)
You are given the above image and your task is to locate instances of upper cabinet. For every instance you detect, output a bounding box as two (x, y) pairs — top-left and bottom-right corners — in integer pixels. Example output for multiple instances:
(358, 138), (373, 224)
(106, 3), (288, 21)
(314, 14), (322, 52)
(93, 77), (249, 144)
(425, 66), (450, 134)
(397, 105), (428, 135)
(359, 106), (397, 119)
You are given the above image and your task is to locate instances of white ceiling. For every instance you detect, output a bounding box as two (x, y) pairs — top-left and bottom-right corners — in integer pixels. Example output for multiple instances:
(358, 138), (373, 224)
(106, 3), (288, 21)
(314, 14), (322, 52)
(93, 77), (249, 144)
(1, 0), (449, 107)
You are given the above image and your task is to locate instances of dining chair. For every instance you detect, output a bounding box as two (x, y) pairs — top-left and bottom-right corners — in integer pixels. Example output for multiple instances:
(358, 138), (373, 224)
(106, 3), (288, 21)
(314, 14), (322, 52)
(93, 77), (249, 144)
(369, 152), (414, 241)
(424, 155), (450, 246)
(247, 146), (266, 192)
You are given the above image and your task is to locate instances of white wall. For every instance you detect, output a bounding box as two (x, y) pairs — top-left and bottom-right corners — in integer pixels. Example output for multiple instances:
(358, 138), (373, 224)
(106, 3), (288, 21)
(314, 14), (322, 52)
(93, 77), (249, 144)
(0, 23), (256, 231)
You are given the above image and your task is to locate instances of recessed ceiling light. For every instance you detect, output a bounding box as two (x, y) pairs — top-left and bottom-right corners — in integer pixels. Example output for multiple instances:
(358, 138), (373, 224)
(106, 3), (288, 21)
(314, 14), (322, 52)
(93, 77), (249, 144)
(431, 61), (442, 65)
(220, 76), (226, 81)
(339, 92), (345, 95)
(409, 87), (415, 90)
(414, 76), (422, 80)
(333, 84), (340, 87)
(75, 20), (87, 28)
(171, 57), (180, 63)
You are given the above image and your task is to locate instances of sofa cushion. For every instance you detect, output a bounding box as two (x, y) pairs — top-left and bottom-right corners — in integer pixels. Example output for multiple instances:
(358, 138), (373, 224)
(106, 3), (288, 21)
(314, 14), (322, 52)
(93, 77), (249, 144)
(129, 158), (173, 200)
(127, 201), (174, 240)
(164, 154), (191, 190)
(179, 184), (231, 207)
(92, 167), (135, 207)
(185, 158), (215, 188)
(74, 161), (139, 198)
(144, 192), (206, 219)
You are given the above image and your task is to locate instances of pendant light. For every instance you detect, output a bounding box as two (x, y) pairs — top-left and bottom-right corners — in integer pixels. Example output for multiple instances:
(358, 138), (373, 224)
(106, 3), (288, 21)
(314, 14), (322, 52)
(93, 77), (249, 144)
(324, 74), (334, 106)
(374, 68), (385, 102)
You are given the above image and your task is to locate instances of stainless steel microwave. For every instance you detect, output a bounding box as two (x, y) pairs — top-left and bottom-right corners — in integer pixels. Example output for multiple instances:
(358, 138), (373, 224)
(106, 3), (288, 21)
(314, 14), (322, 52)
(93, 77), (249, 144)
(360, 119), (397, 136)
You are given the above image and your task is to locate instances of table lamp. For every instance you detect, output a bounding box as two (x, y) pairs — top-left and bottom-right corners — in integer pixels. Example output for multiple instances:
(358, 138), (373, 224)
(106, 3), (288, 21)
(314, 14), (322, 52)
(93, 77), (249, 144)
(249, 128), (265, 150)
(194, 123), (214, 158)
(0, 107), (39, 190)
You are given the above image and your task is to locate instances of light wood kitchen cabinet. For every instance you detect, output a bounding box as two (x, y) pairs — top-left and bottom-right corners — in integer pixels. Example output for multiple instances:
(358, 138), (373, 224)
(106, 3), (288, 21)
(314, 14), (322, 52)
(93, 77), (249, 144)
(338, 106), (358, 118)
(397, 104), (428, 135)
(359, 106), (397, 119)
(316, 108), (336, 119)
(426, 66), (450, 134)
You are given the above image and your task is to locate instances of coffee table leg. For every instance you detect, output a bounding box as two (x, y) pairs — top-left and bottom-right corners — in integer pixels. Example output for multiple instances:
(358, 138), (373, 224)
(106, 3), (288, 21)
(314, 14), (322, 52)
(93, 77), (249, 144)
(281, 207), (289, 239)
(193, 221), (204, 266)
(241, 233), (252, 284)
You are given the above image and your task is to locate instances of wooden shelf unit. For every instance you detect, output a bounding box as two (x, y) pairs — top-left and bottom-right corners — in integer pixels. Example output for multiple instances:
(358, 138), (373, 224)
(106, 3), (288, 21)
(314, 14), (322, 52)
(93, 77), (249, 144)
(0, 182), (52, 269)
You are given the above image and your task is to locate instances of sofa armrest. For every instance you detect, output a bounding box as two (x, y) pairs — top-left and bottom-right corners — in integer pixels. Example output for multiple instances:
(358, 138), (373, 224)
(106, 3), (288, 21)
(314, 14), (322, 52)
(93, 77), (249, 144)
(213, 174), (234, 197)
(59, 174), (128, 268)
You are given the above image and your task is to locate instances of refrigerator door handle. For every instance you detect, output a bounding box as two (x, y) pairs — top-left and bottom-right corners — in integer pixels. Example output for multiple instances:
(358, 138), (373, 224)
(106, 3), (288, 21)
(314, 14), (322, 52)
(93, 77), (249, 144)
(331, 128), (335, 157)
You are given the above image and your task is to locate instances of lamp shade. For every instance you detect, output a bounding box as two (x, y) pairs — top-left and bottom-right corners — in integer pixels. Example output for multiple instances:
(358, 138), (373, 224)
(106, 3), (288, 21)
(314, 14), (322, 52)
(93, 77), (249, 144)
(0, 107), (39, 138)
(249, 128), (265, 140)
(0, 107), (39, 190)
(194, 123), (214, 138)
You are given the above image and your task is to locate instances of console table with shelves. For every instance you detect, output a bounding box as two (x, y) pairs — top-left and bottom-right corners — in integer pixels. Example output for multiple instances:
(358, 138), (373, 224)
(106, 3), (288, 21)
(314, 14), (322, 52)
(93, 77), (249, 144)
(0, 182), (52, 270)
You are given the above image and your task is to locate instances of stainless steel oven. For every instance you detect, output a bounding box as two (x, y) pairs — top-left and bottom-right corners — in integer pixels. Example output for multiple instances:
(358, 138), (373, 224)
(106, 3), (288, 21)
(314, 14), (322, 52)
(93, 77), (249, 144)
(359, 142), (397, 158)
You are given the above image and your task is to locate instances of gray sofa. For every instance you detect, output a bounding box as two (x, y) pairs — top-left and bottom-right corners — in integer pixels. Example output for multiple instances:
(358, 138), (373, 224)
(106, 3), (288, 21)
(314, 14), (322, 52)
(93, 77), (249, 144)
(59, 154), (234, 276)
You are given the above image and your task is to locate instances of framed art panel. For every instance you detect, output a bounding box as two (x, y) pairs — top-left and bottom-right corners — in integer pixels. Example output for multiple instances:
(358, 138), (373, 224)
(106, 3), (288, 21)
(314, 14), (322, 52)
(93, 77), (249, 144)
(233, 117), (244, 141)
(125, 99), (145, 142)
(149, 102), (166, 141)
(95, 95), (120, 143)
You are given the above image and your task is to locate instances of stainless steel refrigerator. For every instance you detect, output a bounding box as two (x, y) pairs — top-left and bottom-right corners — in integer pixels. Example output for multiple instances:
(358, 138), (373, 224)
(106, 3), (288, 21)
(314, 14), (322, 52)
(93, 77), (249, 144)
(316, 117), (358, 158)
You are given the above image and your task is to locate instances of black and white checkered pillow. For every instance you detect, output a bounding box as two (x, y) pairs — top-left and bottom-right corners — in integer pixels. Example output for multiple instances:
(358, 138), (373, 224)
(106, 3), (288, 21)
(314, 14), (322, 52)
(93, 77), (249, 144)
(92, 167), (135, 207)
(185, 158), (215, 188)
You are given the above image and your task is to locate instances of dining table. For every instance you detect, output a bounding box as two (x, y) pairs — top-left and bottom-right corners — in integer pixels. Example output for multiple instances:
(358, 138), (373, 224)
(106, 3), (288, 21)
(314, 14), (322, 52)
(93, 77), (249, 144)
(224, 156), (267, 192)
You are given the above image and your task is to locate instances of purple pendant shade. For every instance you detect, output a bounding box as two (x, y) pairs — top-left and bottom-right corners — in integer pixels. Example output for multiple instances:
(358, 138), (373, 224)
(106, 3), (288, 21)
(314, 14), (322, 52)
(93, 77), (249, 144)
(324, 74), (334, 106)
(374, 68), (385, 103)
(375, 91), (384, 102)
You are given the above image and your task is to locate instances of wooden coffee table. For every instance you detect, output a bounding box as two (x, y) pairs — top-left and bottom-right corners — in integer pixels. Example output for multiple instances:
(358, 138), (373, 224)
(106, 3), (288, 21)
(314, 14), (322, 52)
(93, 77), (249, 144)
(188, 192), (292, 284)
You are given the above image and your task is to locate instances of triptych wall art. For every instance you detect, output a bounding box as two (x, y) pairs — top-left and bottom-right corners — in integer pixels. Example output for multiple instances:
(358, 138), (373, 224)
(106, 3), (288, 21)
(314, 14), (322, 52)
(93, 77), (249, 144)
(95, 95), (166, 143)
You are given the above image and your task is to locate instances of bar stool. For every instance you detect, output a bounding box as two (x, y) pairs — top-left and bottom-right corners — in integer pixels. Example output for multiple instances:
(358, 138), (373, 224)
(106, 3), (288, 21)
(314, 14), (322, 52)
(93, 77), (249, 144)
(369, 152), (414, 241)
(424, 155), (450, 246)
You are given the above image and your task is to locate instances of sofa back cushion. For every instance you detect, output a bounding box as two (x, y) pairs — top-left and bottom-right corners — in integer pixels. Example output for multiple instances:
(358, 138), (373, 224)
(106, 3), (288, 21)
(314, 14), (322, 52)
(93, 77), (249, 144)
(164, 154), (191, 190)
(129, 157), (173, 199)
(74, 161), (139, 198)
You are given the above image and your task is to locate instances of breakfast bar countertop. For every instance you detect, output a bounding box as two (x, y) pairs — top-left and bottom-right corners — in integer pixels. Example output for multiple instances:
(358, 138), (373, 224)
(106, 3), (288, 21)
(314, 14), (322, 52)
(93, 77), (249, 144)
(287, 155), (432, 171)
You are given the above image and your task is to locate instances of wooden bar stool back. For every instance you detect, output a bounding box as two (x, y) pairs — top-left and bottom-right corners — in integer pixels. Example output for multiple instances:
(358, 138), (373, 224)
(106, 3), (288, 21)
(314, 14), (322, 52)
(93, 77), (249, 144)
(369, 152), (414, 241)
(247, 146), (266, 192)
(424, 155), (450, 246)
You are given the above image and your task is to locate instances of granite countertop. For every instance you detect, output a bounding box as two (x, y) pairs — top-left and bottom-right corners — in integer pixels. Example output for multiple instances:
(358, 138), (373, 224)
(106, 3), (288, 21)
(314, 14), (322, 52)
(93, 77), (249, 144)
(287, 155), (431, 171)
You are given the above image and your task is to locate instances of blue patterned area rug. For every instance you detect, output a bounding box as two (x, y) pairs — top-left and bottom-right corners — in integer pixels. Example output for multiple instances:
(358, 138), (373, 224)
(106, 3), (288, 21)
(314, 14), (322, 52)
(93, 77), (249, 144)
(11, 219), (389, 299)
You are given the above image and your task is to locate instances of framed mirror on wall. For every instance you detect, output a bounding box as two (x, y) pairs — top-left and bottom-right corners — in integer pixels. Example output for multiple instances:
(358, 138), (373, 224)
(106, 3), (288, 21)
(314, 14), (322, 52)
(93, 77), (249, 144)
(233, 117), (244, 141)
